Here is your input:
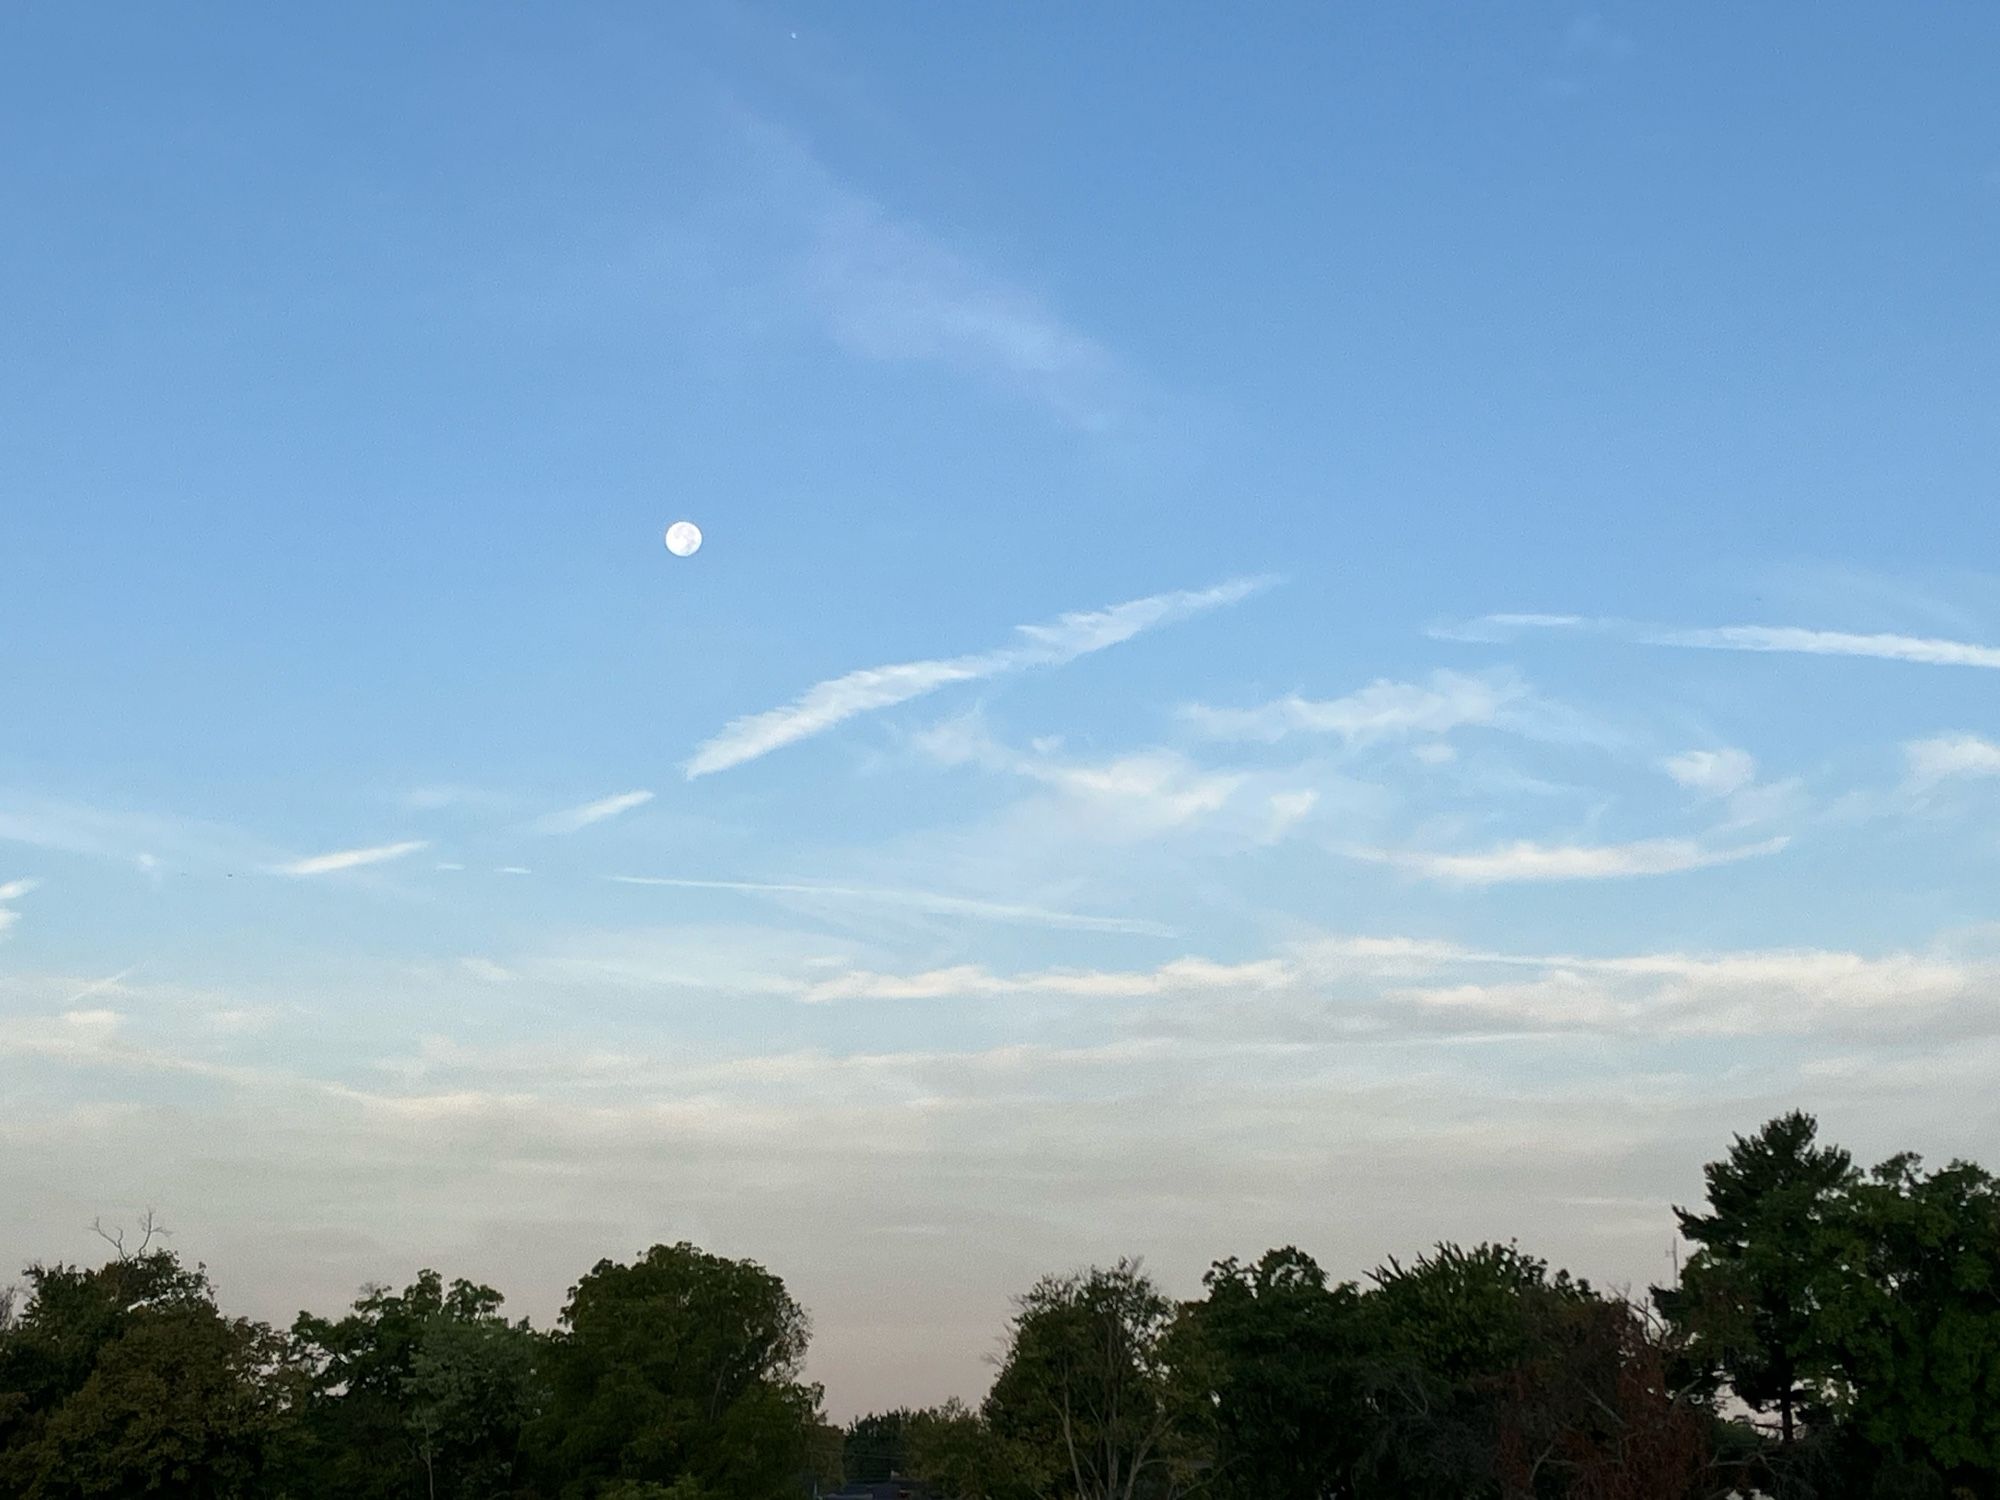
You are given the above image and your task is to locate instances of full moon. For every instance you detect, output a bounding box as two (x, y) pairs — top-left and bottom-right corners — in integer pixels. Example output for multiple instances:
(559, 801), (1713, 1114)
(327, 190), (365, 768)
(664, 521), (702, 557)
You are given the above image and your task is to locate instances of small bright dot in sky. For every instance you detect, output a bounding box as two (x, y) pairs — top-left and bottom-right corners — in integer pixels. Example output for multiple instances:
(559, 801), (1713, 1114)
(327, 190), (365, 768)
(664, 521), (702, 557)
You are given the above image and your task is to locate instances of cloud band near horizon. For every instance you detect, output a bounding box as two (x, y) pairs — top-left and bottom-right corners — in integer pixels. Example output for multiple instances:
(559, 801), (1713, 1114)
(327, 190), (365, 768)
(1346, 834), (1789, 885)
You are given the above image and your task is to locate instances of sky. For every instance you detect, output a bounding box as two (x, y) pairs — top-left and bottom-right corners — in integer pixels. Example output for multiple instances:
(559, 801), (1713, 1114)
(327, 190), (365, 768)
(3, 2), (2000, 1418)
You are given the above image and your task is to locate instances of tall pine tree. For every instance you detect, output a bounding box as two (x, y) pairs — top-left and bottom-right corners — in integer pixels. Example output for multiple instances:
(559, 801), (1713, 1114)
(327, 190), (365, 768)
(1654, 1111), (1857, 1449)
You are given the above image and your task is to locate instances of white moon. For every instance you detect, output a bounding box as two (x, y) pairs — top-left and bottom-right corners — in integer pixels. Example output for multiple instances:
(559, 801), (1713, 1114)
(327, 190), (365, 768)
(664, 521), (702, 557)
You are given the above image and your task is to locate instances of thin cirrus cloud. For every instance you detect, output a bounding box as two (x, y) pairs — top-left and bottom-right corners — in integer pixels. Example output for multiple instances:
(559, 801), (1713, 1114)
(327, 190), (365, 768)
(914, 716), (1253, 839)
(0, 876), (34, 939)
(534, 789), (654, 835)
(1905, 733), (2000, 786)
(0, 795), (268, 872)
(1651, 624), (2000, 669)
(718, 110), (1134, 432)
(809, 195), (1125, 431)
(1662, 748), (1757, 797)
(274, 840), (431, 877)
(0, 878), (38, 903)
(1346, 834), (1790, 885)
(604, 874), (1173, 937)
(1435, 612), (2000, 670)
(684, 576), (1275, 779)
(1180, 669), (1526, 744)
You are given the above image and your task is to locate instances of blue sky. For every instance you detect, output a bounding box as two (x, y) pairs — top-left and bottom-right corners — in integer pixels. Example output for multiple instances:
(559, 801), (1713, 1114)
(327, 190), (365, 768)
(5, 2), (2000, 1415)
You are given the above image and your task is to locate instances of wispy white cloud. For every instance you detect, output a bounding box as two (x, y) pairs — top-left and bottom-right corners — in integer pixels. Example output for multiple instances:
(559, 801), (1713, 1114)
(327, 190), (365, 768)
(1662, 748), (1757, 797)
(1265, 789), (1320, 839)
(605, 873), (1172, 936)
(802, 956), (1287, 1004)
(1493, 612), (1585, 628)
(1429, 613), (1587, 644)
(1373, 943), (1983, 1042)
(0, 877), (38, 940)
(1757, 562), (1987, 637)
(0, 796), (268, 872)
(1040, 753), (1246, 833)
(685, 577), (1274, 778)
(1563, 12), (1637, 61)
(400, 784), (514, 813)
(1659, 750), (1802, 834)
(203, 1008), (276, 1036)
(534, 789), (655, 834)
(809, 198), (1125, 431)
(275, 840), (430, 877)
(60, 966), (140, 1008)
(919, 717), (1252, 839)
(1905, 733), (2000, 786)
(710, 111), (1136, 431)
(1348, 834), (1789, 885)
(1713, 777), (1808, 833)
(1649, 624), (2000, 670)
(1182, 669), (1525, 745)
(1542, 12), (1637, 99)
(761, 930), (1993, 1044)
(1437, 612), (2000, 670)
(910, 712), (1355, 850)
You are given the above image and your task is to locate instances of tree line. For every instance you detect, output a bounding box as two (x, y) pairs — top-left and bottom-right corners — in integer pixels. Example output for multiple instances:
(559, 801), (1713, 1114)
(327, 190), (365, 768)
(2, 1110), (1996, 1498)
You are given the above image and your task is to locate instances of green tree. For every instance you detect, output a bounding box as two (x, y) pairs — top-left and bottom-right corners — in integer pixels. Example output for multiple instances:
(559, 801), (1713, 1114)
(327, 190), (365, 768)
(1816, 1153), (2000, 1492)
(1655, 1111), (1858, 1451)
(597, 1480), (716, 1500)
(284, 1269), (545, 1500)
(904, 1398), (1039, 1500)
(0, 1243), (287, 1500)
(1185, 1246), (1375, 1500)
(845, 1407), (919, 1481)
(0, 1237), (214, 1443)
(805, 1418), (845, 1492)
(405, 1309), (546, 1499)
(530, 1241), (822, 1500)
(1356, 1241), (1599, 1499)
(983, 1259), (1213, 1500)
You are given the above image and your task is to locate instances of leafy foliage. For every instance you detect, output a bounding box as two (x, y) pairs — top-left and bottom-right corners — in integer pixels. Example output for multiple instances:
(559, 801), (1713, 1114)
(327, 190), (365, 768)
(904, 1396), (1036, 1500)
(0, 1249), (285, 1499)
(1185, 1246), (1374, 1499)
(982, 1258), (1212, 1500)
(1812, 1154), (2000, 1490)
(283, 1268), (544, 1499)
(1653, 1110), (1857, 1448)
(530, 1241), (822, 1499)
(844, 1407), (917, 1482)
